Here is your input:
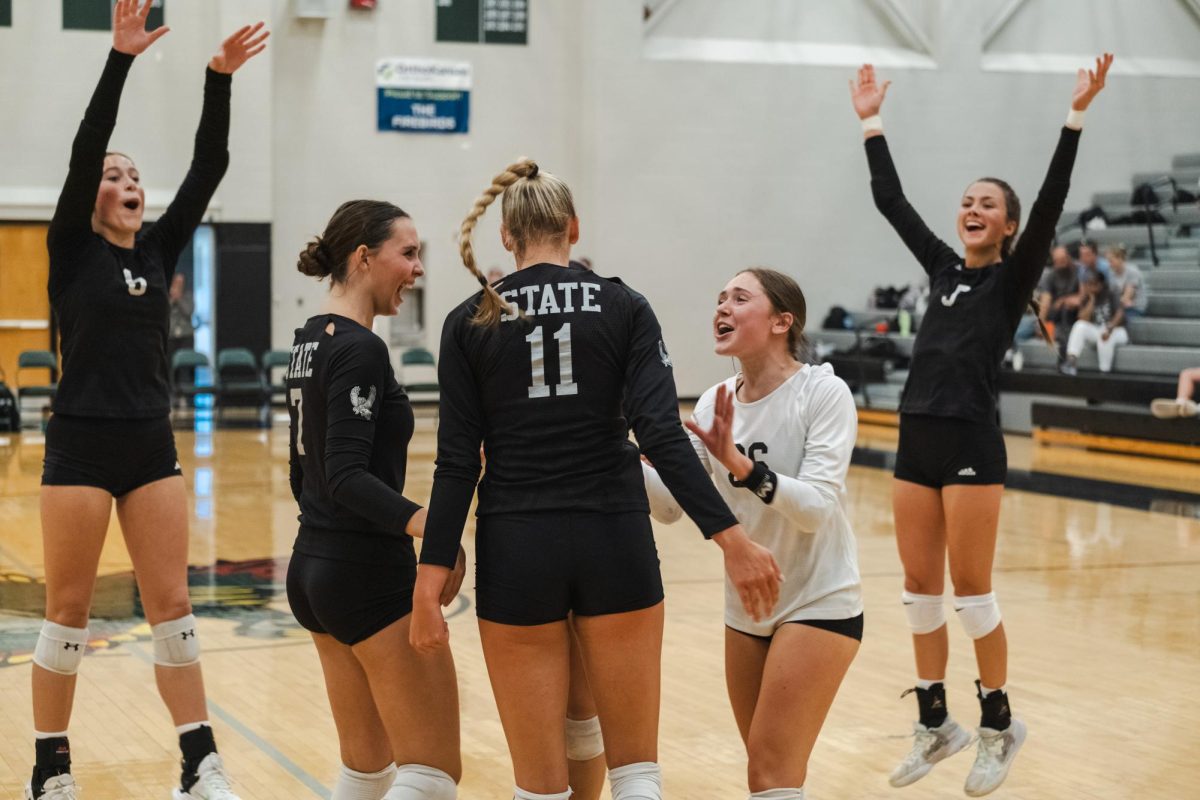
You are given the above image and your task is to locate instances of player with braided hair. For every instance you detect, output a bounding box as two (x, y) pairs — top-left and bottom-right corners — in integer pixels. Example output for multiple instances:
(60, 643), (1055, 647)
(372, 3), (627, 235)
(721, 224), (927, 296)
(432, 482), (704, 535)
(410, 159), (781, 800)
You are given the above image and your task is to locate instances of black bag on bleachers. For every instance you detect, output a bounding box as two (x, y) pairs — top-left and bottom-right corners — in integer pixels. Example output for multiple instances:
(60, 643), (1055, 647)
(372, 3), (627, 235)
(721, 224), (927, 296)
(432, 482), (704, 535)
(873, 285), (905, 309)
(0, 381), (20, 433)
(1131, 183), (1159, 207)
(823, 306), (853, 330)
(1077, 205), (1108, 229)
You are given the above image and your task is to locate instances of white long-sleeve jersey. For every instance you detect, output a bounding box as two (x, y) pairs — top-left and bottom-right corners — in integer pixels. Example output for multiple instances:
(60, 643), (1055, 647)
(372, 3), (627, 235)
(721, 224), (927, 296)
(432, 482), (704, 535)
(643, 363), (863, 636)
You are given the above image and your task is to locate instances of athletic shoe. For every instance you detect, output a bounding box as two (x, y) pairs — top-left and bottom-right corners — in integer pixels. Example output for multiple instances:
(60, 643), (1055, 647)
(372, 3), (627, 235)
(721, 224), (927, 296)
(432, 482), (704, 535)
(172, 754), (240, 800)
(25, 774), (78, 800)
(888, 718), (972, 788)
(963, 718), (1027, 797)
(1151, 398), (1198, 419)
(1058, 362), (1078, 376)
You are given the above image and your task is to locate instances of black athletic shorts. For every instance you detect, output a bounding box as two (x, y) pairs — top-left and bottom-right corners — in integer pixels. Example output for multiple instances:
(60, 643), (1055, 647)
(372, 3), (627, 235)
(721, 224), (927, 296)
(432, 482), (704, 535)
(730, 613), (865, 643)
(475, 510), (664, 626)
(894, 413), (1007, 488)
(286, 550), (416, 645)
(42, 414), (182, 497)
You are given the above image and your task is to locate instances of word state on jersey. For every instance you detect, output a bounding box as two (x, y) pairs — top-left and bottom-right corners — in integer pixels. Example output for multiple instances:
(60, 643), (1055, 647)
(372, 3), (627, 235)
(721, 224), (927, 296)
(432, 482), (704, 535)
(497, 278), (603, 399)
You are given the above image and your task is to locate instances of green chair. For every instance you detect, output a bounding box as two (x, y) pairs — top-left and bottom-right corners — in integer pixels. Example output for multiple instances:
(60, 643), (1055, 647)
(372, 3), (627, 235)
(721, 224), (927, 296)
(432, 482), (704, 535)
(216, 348), (267, 418)
(261, 349), (292, 406)
(400, 347), (439, 396)
(170, 349), (211, 408)
(16, 350), (58, 406)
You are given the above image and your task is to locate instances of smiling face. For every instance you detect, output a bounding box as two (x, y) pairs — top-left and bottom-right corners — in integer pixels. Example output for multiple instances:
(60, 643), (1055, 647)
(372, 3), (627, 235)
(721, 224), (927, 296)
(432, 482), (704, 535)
(712, 271), (793, 360)
(957, 181), (1017, 261)
(93, 153), (145, 244)
(363, 217), (423, 316)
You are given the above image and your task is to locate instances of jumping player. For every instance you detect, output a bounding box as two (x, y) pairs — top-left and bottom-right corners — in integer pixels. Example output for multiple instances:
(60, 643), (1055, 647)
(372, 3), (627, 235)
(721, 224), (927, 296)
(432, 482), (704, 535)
(644, 268), (863, 800)
(408, 159), (782, 800)
(33, 4), (267, 798)
(287, 200), (464, 800)
(850, 56), (1112, 795)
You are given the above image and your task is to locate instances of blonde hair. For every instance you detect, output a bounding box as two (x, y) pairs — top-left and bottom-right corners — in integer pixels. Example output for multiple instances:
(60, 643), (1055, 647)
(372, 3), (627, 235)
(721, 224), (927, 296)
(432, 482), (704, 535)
(459, 158), (576, 326)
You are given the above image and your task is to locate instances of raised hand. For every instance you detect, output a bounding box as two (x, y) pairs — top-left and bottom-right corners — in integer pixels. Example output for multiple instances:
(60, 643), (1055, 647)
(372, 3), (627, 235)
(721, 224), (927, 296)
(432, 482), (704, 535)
(849, 63), (891, 120)
(209, 21), (270, 74)
(1072, 53), (1113, 111)
(112, 0), (170, 56)
(685, 383), (750, 478)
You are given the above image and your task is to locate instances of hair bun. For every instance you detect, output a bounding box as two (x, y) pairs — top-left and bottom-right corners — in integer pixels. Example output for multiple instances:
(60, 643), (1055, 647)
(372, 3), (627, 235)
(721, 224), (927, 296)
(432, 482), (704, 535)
(527, 162), (539, 179)
(297, 236), (332, 278)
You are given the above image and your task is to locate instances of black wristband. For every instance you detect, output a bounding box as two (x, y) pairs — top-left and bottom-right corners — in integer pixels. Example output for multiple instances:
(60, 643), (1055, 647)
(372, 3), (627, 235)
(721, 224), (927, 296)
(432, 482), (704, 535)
(728, 460), (778, 505)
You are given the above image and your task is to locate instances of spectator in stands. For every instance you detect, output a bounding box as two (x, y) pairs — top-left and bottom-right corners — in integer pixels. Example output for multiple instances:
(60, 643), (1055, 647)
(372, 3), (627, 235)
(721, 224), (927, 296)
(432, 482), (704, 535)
(1076, 240), (1110, 279)
(1151, 367), (1200, 418)
(168, 273), (196, 363)
(1061, 270), (1128, 375)
(1034, 245), (1081, 351)
(1104, 244), (1146, 320)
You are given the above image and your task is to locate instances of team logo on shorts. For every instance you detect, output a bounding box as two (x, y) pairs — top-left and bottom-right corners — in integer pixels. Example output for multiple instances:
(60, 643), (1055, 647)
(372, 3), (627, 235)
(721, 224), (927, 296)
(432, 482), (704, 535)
(351, 385), (377, 419)
(658, 340), (673, 368)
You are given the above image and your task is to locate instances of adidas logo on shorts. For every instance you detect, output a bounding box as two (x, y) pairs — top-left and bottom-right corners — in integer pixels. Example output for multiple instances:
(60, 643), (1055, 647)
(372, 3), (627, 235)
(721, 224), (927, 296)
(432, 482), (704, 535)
(957, 467), (977, 477)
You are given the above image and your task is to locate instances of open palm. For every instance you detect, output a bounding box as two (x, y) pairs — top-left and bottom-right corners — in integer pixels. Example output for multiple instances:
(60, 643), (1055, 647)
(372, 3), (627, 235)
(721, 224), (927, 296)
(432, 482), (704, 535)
(850, 64), (891, 119)
(112, 0), (169, 56)
(209, 21), (270, 75)
(1072, 53), (1114, 111)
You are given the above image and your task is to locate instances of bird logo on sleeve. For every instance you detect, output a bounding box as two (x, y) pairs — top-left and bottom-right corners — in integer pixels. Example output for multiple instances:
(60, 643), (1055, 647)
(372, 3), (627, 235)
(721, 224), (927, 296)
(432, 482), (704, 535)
(350, 385), (377, 419)
(658, 340), (673, 368)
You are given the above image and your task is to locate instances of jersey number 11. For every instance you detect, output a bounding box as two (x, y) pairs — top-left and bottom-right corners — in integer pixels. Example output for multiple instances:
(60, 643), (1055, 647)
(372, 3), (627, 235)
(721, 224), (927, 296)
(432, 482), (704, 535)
(526, 323), (578, 399)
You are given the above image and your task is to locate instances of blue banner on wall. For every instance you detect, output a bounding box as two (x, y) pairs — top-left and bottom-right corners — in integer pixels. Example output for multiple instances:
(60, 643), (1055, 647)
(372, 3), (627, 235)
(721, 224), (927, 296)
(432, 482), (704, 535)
(376, 58), (472, 134)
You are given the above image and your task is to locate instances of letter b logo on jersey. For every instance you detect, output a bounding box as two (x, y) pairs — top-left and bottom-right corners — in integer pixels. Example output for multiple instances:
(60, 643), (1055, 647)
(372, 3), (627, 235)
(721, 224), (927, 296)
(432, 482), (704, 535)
(123, 268), (147, 297)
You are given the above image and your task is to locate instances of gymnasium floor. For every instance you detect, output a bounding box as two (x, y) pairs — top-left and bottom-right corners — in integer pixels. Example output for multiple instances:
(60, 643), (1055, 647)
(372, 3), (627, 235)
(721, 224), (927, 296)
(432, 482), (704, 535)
(0, 413), (1197, 799)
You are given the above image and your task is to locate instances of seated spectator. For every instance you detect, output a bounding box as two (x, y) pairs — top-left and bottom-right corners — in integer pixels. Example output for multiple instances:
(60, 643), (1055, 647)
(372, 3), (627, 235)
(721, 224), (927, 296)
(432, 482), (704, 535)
(485, 265), (506, 284)
(1105, 244), (1146, 320)
(1076, 239), (1110, 280)
(1150, 367), (1200, 418)
(1061, 270), (1129, 375)
(1032, 245), (1082, 351)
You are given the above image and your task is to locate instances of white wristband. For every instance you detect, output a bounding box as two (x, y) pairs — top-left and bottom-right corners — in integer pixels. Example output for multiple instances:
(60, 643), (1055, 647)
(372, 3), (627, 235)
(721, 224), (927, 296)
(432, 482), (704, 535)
(1065, 108), (1086, 129)
(861, 115), (883, 133)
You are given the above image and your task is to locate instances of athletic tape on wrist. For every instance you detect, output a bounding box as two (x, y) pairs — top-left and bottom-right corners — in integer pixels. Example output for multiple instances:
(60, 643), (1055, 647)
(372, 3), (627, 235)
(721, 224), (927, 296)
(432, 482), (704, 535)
(1066, 108), (1086, 129)
(861, 114), (883, 133)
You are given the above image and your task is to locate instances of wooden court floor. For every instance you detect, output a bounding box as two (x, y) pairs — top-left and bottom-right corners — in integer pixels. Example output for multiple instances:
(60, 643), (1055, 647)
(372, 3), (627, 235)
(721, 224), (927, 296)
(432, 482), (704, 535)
(0, 415), (1198, 799)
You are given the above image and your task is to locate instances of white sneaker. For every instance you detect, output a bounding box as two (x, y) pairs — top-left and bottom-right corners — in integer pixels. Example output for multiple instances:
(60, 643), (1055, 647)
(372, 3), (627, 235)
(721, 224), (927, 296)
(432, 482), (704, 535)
(1151, 398), (1198, 419)
(25, 774), (78, 800)
(172, 754), (240, 800)
(964, 718), (1027, 797)
(888, 718), (972, 788)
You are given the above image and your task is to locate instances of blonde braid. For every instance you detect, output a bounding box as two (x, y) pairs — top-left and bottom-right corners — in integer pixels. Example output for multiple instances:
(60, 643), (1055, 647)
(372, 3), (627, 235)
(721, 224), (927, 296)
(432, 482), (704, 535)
(461, 158), (538, 326)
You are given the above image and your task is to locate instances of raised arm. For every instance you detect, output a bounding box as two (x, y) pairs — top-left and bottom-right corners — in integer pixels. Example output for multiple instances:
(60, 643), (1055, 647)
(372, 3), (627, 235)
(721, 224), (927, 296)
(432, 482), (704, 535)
(47, 1), (169, 254)
(1007, 54), (1112, 321)
(323, 339), (423, 537)
(143, 23), (269, 271)
(850, 65), (959, 276)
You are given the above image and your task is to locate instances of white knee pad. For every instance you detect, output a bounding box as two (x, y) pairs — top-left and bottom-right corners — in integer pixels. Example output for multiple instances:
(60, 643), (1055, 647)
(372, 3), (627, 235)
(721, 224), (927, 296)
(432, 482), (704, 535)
(333, 762), (396, 800)
(954, 593), (1002, 640)
(749, 789), (805, 800)
(513, 788), (571, 800)
(901, 592), (945, 635)
(564, 715), (604, 761)
(152, 614), (201, 667)
(33, 620), (89, 675)
(609, 762), (662, 800)
(385, 765), (456, 800)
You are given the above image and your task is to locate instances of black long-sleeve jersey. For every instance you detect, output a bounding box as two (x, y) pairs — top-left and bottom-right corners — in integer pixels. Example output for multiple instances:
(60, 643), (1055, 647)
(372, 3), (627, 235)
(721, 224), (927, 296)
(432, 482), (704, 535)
(867, 127), (1080, 422)
(49, 49), (231, 418)
(287, 315), (423, 566)
(419, 263), (739, 568)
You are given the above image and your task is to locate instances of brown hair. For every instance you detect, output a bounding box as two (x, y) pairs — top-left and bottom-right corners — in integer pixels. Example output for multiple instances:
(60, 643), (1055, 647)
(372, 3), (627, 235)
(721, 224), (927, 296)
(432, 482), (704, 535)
(459, 159), (577, 326)
(737, 267), (809, 362)
(298, 200), (409, 284)
(974, 177), (1022, 259)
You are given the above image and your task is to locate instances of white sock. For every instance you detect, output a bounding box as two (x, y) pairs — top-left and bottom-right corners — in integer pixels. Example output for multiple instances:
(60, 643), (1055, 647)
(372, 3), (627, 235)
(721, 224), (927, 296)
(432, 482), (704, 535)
(609, 762), (662, 800)
(979, 683), (1006, 698)
(35, 730), (69, 740)
(750, 789), (805, 800)
(916, 678), (943, 690)
(384, 764), (456, 800)
(513, 787), (572, 800)
(175, 721), (211, 736)
(332, 763), (397, 800)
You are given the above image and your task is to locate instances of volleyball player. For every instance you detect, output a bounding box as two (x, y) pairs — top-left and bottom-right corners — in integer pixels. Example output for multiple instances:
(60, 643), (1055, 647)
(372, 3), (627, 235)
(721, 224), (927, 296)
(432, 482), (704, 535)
(408, 159), (782, 800)
(286, 201), (463, 800)
(33, 4), (267, 798)
(643, 268), (863, 800)
(849, 56), (1112, 795)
